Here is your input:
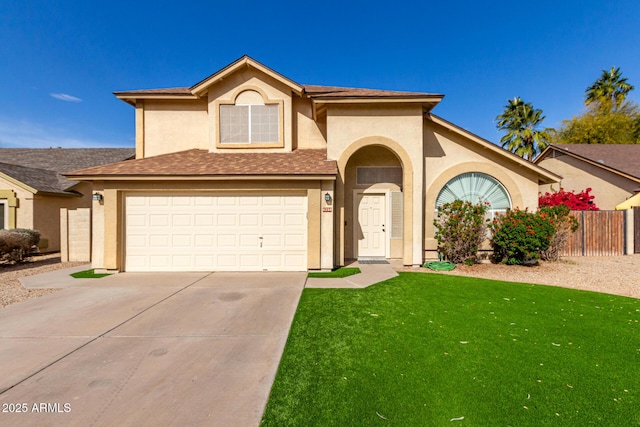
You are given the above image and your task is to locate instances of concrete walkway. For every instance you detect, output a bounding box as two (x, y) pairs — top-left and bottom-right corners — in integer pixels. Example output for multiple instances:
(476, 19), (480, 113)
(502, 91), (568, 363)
(305, 260), (400, 288)
(19, 264), (92, 288)
(1, 271), (306, 427)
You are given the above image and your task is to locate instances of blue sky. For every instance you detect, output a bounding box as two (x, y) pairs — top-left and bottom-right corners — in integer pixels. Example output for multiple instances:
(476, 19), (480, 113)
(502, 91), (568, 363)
(1, 1), (639, 149)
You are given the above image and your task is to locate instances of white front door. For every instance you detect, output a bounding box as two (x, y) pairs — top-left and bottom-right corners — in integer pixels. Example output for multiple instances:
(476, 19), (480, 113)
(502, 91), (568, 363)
(356, 193), (386, 257)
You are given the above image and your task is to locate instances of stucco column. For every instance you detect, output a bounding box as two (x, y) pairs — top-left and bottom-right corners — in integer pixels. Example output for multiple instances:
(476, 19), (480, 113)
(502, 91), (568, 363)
(626, 208), (634, 255)
(103, 189), (121, 271)
(412, 156), (424, 267)
(321, 180), (335, 270)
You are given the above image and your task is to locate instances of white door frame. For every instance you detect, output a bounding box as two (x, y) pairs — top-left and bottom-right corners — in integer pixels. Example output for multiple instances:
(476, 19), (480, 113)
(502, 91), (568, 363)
(353, 189), (390, 258)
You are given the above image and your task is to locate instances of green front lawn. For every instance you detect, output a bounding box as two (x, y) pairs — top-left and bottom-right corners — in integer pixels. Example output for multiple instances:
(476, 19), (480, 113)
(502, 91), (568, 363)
(262, 273), (640, 426)
(70, 269), (111, 279)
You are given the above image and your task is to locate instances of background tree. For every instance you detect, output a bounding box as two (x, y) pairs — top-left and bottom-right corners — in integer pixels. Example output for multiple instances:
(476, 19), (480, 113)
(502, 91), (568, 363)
(496, 97), (551, 160)
(554, 67), (639, 144)
(585, 66), (635, 113)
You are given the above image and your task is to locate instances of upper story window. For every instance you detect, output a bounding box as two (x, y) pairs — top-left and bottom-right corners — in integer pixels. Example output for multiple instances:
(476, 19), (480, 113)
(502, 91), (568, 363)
(217, 89), (283, 148)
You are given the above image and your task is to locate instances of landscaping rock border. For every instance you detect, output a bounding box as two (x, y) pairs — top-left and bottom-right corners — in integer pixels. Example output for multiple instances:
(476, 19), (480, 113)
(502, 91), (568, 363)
(400, 255), (640, 299)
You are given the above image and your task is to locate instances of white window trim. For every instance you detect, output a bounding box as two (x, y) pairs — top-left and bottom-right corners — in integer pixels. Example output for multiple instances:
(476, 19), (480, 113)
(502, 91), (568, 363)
(215, 92), (284, 149)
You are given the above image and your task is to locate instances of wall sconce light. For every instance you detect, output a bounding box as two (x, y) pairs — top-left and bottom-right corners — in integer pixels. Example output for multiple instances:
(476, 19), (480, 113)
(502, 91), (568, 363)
(92, 193), (103, 202)
(324, 192), (332, 204)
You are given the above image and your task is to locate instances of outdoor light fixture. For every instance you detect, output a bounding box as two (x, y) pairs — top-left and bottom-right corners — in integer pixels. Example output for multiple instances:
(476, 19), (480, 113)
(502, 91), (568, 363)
(92, 193), (103, 202)
(324, 192), (332, 203)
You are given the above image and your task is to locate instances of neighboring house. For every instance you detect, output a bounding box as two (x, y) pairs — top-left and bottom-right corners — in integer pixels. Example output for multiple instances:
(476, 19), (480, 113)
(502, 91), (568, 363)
(0, 148), (135, 251)
(535, 144), (640, 210)
(66, 55), (558, 273)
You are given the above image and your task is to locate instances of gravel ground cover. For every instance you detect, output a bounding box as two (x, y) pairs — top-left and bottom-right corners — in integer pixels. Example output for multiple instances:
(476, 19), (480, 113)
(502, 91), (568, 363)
(401, 255), (640, 299)
(0, 253), (86, 309)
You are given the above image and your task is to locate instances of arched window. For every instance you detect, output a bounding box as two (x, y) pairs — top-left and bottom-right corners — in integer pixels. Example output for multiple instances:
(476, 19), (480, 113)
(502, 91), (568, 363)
(435, 172), (511, 218)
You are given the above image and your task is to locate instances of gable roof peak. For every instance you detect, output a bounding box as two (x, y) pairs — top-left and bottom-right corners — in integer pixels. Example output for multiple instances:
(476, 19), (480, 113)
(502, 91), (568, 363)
(190, 55), (303, 97)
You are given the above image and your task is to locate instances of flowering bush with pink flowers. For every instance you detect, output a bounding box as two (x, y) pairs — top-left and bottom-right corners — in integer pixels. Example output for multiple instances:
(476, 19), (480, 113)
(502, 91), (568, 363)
(538, 188), (599, 210)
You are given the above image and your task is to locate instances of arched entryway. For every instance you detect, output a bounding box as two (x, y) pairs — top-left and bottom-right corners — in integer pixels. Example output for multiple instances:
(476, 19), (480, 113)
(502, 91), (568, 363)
(336, 139), (416, 265)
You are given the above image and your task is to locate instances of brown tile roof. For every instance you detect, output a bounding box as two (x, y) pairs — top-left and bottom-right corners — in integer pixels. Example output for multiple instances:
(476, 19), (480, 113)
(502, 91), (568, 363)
(303, 84), (441, 99)
(0, 148), (135, 194)
(548, 144), (640, 179)
(114, 85), (441, 99)
(66, 149), (337, 177)
(114, 87), (193, 95)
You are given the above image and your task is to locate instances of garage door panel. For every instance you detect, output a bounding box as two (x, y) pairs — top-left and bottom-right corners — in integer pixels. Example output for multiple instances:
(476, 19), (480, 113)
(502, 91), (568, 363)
(149, 235), (169, 247)
(126, 194), (307, 272)
(238, 234), (259, 248)
(284, 213), (304, 226)
(172, 235), (192, 247)
(149, 255), (170, 267)
(149, 197), (170, 206)
(217, 214), (236, 226)
(262, 214), (282, 226)
(262, 234), (282, 247)
(239, 254), (260, 269)
(149, 215), (169, 227)
(195, 214), (214, 226)
(239, 214), (259, 226)
(172, 215), (192, 227)
(195, 235), (214, 247)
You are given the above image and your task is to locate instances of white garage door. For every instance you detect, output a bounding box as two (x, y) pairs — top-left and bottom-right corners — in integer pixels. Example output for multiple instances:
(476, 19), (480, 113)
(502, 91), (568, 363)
(125, 193), (307, 272)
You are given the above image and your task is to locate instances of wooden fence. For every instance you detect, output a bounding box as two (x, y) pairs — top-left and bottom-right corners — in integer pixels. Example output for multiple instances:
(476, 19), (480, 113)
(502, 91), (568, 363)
(560, 210), (625, 257)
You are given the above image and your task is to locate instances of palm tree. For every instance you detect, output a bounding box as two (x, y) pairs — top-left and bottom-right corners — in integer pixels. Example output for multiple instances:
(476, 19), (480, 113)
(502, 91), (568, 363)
(585, 67), (634, 112)
(495, 97), (551, 160)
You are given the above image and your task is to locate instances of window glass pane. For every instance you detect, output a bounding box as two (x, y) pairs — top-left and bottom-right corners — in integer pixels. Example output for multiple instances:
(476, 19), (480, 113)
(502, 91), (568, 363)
(220, 105), (249, 143)
(435, 172), (511, 211)
(250, 105), (279, 143)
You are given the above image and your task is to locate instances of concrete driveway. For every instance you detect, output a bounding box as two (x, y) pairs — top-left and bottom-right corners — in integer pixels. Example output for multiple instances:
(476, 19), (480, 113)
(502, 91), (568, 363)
(0, 271), (306, 426)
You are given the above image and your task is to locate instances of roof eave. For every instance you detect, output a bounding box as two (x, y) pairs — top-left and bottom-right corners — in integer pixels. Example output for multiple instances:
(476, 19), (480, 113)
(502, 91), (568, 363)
(311, 96), (444, 120)
(428, 114), (562, 184)
(114, 92), (199, 106)
(536, 145), (640, 184)
(0, 171), (37, 194)
(64, 174), (337, 181)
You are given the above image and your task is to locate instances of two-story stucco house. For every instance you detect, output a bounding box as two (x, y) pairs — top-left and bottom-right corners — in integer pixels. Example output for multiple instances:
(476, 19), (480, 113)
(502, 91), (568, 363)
(67, 56), (558, 272)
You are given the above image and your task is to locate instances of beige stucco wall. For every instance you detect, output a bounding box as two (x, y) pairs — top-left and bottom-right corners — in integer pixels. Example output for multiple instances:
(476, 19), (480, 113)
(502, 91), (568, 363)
(293, 97), (327, 149)
(537, 156), (637, 210)
(142, 100), (209, 158)
(33, 182), (92, 252)
(91, 179), (331, 272)
(0, 179), (34, 231)
(423, 119), (542, 255)
(0, 178), (92, 252)
(207, 68), (294, 153)
(327, 104), (424, 266)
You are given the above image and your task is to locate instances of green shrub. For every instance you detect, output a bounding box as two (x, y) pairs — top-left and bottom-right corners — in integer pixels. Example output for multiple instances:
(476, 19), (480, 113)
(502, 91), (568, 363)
(490, 208), (556, 265)
(434, 200), (488, 264)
